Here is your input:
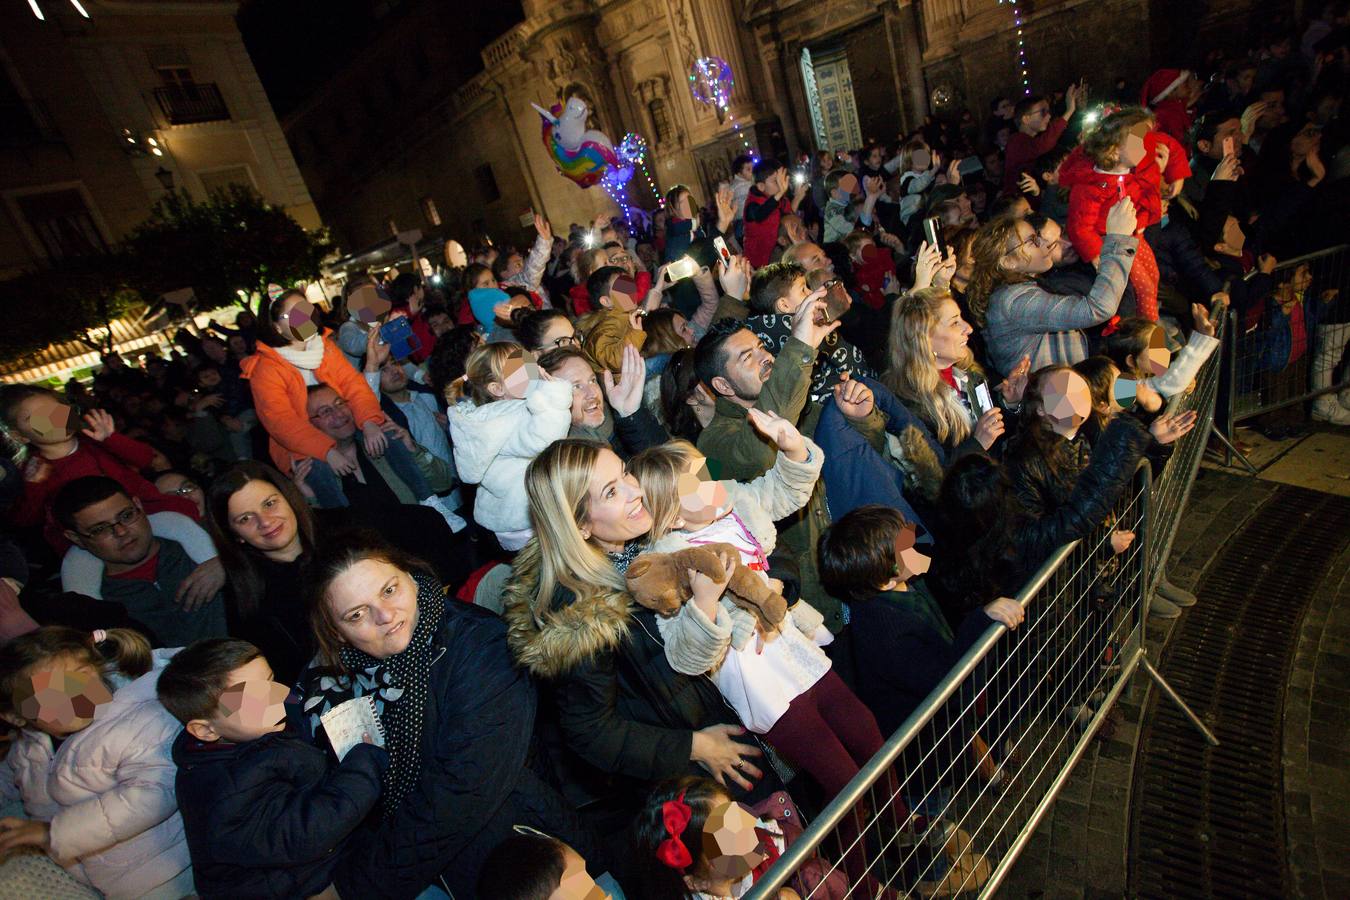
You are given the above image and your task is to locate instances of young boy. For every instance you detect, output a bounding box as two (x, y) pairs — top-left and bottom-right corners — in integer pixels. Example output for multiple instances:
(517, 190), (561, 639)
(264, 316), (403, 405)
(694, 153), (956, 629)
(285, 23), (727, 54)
(477, 831), (621, 900)
(822, 168), (884, 244)
(742, 157), (805, 268)
(158, 639), (388, 900)
(818, 505), (1022, 736)
(746, 261), (875, 402)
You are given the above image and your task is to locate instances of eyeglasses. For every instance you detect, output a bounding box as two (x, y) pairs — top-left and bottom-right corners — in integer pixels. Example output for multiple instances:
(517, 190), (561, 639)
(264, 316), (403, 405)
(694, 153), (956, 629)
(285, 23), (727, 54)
(549, 334), (579, 349)
(79, 505), (143, 540)
(164, 482), (200, 497)
(1005, 233), (1047, 257)
(308, 397), (348, 420)
(817, 278), (841, 291)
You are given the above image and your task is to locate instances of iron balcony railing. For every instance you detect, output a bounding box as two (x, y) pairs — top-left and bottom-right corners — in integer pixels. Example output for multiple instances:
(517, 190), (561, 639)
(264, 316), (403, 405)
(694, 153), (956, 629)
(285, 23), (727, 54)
(154, 82), (231, 125)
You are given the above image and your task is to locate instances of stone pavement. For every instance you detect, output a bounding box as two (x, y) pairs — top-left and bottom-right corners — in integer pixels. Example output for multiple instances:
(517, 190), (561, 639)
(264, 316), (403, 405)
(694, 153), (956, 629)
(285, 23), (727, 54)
(998, 469), (1279, 898)
(1283, 526), (1350, 899)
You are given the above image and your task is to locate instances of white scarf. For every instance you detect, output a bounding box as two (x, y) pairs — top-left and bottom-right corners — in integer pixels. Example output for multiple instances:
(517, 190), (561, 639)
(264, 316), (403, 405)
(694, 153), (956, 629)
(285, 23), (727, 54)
(275, 333), (326, 371)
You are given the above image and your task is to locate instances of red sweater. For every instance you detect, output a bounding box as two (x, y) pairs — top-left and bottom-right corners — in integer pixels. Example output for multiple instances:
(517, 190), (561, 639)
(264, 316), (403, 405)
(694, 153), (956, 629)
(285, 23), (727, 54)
(1003, 117), (1068, 195)
(11, 433), (198, 551)
(743, 189), (791, 268)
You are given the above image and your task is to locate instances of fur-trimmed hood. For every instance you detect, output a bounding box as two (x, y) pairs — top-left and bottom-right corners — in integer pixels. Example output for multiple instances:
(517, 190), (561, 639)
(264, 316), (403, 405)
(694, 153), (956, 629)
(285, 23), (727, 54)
(500, 541), (636, 680)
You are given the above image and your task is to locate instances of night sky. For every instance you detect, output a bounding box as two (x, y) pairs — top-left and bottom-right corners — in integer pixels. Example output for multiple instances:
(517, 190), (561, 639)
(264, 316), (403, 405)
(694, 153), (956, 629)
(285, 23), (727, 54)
(237, 0), (525, 119)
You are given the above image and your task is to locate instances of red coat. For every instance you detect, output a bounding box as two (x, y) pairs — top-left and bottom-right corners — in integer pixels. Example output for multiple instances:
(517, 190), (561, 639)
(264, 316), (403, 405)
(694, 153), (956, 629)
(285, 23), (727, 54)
(743, 189), (790, 269)
(1060, 130), (1191, 262)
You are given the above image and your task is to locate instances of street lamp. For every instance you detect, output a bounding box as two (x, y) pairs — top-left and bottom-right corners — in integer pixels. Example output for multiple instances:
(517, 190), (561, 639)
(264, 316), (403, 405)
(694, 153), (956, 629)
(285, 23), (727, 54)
(154, 167), (175, 191)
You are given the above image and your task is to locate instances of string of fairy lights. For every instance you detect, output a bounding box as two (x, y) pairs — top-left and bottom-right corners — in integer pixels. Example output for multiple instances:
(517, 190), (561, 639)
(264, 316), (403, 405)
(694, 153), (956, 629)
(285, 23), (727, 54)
(689, 56), (759, 163)
(997, 0), (1033, 96)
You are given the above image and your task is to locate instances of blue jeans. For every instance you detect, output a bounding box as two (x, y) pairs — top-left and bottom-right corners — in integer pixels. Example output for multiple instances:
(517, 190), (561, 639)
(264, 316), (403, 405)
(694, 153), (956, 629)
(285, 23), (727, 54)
(304, 440), (432, 508)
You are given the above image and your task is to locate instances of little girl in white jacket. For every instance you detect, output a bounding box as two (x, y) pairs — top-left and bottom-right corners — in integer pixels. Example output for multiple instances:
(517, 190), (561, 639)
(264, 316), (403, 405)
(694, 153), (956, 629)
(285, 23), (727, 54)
(447, 342), (573, 551)
(628, 410), (886, 801)
(0, 628), (192, 900)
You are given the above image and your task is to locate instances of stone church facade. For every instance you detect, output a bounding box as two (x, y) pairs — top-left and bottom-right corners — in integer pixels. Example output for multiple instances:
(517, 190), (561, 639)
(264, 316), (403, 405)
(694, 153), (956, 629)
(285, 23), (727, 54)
(284, 0), (1259, 260)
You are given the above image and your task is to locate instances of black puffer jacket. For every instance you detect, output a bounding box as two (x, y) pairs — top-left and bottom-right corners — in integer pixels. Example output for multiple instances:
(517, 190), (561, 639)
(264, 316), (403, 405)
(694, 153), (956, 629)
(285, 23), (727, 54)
(298, 596), (587, 900)
(931, 416), (1152, 617)
(172, 731), (386, 900)
(501, 541), (776, 810)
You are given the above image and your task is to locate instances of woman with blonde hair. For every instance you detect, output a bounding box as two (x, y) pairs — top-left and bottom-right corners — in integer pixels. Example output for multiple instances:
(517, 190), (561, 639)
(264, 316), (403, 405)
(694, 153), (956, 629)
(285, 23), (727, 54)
(966, 199), (1138, 378)
(501, 439), (775, 809)
(884, 288), (1029, 458)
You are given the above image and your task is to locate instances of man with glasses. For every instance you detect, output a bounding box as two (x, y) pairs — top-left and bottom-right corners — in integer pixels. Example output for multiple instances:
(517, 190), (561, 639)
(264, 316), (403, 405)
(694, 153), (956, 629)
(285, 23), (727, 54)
(304, 384), (466, 532)
(55, 476), (227, 647)
(1004, 83), (1083, 195)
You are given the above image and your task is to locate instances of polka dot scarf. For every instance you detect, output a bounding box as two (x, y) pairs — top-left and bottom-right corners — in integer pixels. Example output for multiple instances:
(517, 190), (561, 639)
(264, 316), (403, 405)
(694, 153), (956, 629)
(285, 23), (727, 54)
(306, 573), (445, 820)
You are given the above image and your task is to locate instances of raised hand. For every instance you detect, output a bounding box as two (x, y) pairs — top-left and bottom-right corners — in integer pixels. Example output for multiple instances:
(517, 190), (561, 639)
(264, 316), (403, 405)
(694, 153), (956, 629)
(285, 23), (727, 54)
(998, 355), (1032, 404)
(533, 212), (552, 242)
(746, 407), (806, 460)
(601, 342), (646, 418)
(81, 409), (116, 442)
(831, 371), (875, 420)
(717, 255), (752, 300)
(1150, 409), (1199, 444)
(788, 288), (841, 348)
(1018, 172), (1041, 196)
(1105, 196), (1138, 236)
(913, 240), (943, 291)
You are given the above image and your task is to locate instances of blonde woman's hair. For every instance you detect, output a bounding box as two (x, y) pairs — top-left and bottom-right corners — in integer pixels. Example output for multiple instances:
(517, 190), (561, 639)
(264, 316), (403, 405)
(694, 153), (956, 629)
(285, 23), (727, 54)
(965, 216), (1033, 327)
(520, 439), (627, 623)
(883, 289), (979, 445)
(450, 340), (524, 405)
(1081, 106), (1155, 169)
(627, 440), (702, 542)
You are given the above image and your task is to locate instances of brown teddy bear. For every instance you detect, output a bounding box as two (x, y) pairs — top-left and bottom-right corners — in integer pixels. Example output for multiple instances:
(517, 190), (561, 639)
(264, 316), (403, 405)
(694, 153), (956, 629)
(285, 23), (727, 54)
(625, 542), (788, 633)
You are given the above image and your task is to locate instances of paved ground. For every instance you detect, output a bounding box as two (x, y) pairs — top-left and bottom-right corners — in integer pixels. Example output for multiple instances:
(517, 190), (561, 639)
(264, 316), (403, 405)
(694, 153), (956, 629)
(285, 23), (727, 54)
(1000, 423), (1350, 899)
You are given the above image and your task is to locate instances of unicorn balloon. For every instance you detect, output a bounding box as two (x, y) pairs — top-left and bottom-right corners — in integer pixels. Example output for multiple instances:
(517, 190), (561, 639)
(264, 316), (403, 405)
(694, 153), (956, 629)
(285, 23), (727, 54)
(532, 96), (631, 189)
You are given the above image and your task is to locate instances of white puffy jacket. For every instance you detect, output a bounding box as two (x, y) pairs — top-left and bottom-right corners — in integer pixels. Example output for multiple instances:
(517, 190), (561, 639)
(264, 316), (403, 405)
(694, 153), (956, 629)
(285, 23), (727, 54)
(448, 378), (573, 537)
(0, 649), (192, 900)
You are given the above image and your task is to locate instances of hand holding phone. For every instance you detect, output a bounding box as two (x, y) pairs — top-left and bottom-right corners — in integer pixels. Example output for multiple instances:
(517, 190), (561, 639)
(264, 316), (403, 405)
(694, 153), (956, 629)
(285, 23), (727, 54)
(1222, 135), (1236, 158)
(713, 236), (733, 268)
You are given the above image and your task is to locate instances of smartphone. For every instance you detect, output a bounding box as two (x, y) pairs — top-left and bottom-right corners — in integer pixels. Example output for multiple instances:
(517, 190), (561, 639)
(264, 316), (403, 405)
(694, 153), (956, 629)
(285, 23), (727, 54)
(922, 216), (945, 255)
(1222, 135), (1236, 158)
(793, 171), (807, 185)
(378, 316), (421, 360)
(973, 382), (993, 416)
(666, 256), (699, 281)
(957, 157), (985, 177)
(713, 236), (733, 268)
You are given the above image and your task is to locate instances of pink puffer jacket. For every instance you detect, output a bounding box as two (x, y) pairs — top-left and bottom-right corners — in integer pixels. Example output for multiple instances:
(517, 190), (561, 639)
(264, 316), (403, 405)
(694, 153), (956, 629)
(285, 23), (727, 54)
(0, 650), (193, 899)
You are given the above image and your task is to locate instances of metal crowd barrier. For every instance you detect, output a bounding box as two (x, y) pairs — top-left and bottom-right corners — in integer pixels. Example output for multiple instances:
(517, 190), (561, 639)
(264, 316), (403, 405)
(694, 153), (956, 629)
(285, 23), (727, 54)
(746, 318), (1225, 898)
(1224, 244), (1350, 431)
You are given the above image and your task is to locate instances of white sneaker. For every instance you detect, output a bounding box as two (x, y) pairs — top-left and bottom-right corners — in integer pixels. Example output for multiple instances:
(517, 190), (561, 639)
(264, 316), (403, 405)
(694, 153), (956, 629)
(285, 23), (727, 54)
(420, 494), (468, 532)
(1313, 395), (1350, 425)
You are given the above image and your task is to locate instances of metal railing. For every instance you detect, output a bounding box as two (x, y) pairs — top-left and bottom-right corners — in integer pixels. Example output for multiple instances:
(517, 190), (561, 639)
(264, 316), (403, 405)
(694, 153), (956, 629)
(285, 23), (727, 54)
(1225, 244), (1350, 426)
(746, 319), (1225, 898)
(154, 82), (231, 125)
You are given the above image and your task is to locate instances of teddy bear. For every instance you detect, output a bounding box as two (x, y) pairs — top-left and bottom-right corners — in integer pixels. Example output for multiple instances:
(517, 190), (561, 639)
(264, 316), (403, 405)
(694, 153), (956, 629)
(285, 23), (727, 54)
(625, 542), (788, 634)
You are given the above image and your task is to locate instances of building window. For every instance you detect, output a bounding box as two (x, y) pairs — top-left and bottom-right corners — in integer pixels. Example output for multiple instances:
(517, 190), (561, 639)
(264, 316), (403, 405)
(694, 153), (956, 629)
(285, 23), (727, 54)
(474, 164), (500, 204)
(648, 98), (671, 144)
(198, 166), (255, 195)
(421, 197), (441, 226)
(13, 189), (108, 261)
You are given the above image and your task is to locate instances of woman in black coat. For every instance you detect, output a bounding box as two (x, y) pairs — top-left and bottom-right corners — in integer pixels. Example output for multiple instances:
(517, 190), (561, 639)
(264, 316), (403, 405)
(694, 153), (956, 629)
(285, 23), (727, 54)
(501, 439), (774, 809)
(205, 461), (473, 684)
(296, 530), (590, 900)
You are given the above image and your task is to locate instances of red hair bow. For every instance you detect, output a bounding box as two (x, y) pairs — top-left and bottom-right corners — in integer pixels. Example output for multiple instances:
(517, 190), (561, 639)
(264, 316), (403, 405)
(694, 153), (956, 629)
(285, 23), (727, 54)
(1101, 315), (1122, 337)
(655, 792), (694, 871)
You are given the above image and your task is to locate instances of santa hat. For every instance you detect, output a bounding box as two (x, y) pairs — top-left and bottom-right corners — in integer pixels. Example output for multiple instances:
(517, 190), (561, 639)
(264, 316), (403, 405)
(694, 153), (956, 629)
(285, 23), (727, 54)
(1140, 69), (1191, 107)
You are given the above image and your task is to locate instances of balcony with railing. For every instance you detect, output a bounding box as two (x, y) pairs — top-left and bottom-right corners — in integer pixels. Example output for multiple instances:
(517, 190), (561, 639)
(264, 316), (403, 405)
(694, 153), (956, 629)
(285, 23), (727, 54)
(154, 82), (231, 125)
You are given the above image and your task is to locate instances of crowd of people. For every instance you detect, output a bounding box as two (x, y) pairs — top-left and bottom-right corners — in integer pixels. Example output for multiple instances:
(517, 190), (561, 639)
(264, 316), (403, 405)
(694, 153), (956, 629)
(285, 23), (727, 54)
(0, 11), (1346, 899)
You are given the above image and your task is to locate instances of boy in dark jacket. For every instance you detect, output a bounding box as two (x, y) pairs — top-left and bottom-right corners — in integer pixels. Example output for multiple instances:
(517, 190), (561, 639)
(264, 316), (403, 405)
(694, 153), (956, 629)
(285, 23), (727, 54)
(158, 639), (387, 900)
